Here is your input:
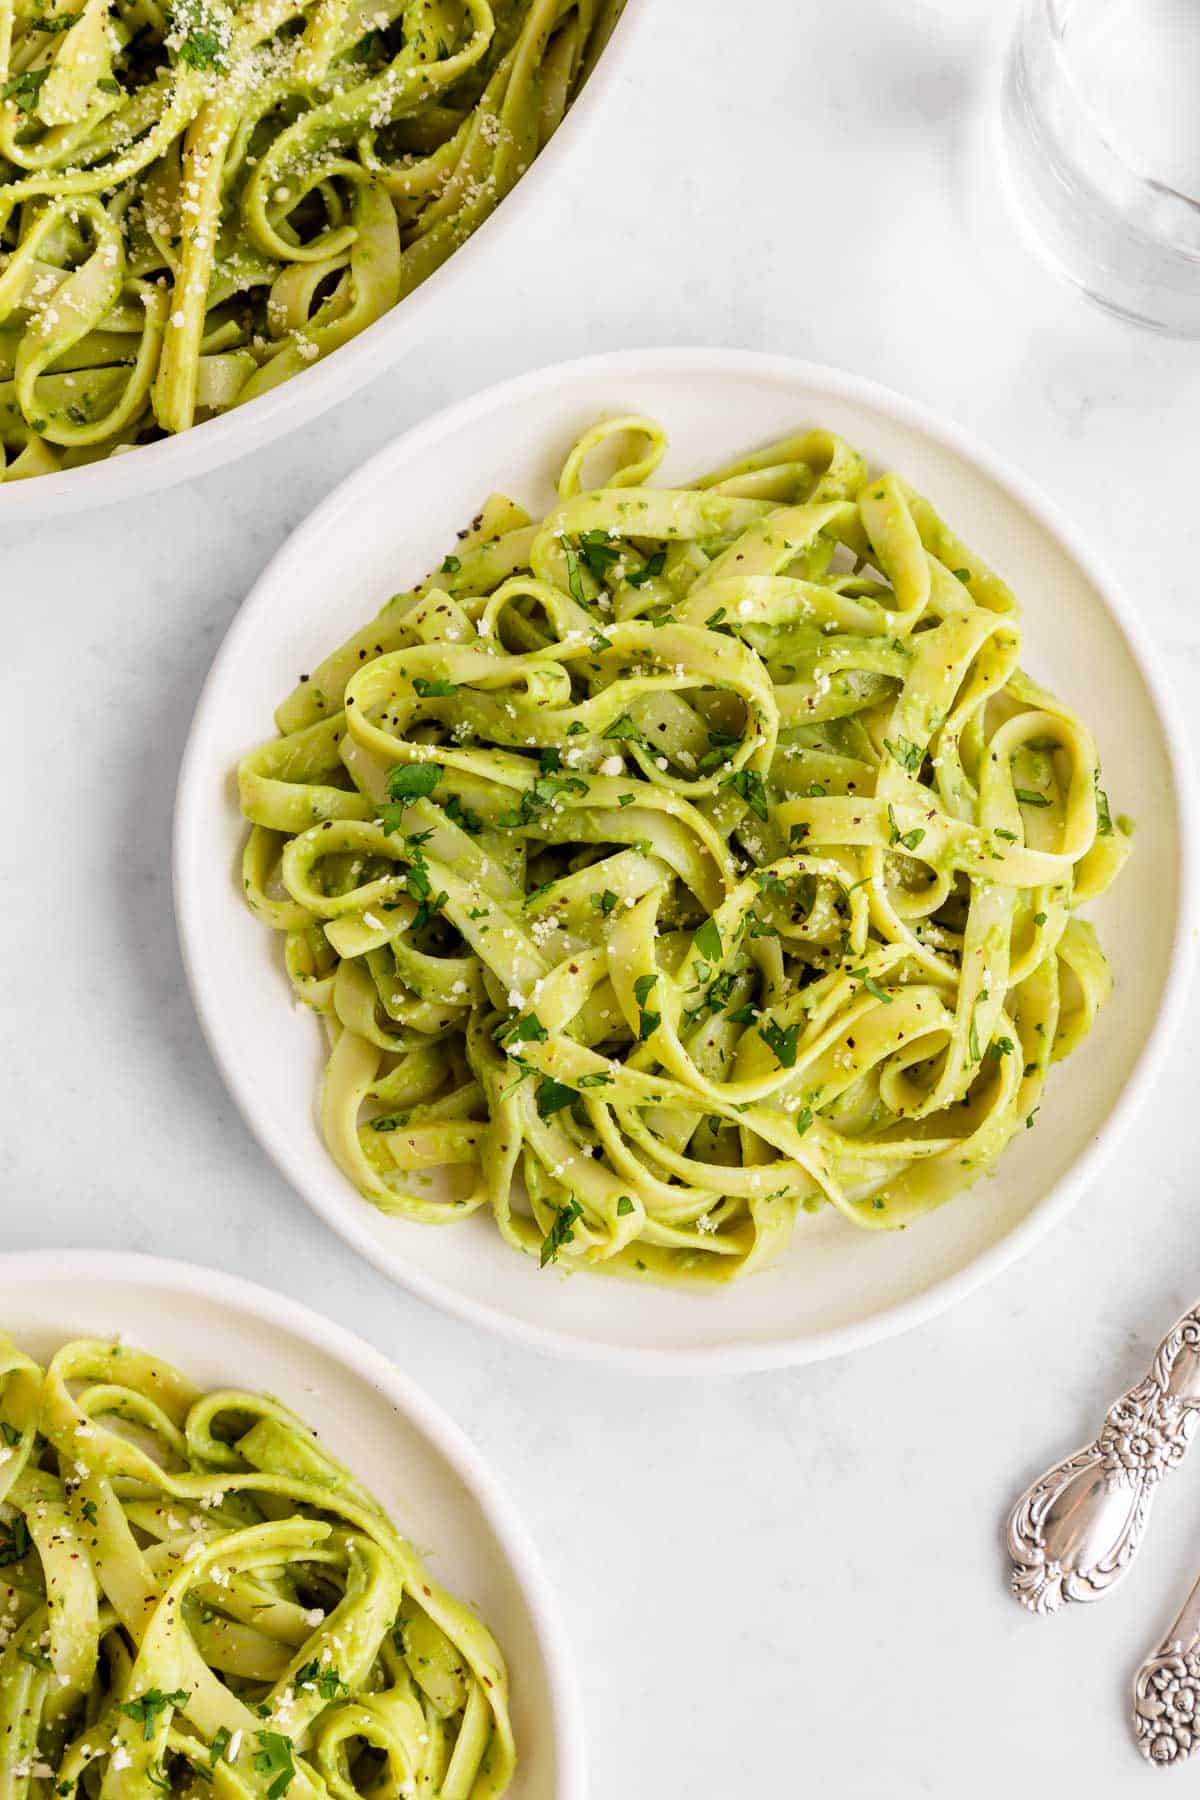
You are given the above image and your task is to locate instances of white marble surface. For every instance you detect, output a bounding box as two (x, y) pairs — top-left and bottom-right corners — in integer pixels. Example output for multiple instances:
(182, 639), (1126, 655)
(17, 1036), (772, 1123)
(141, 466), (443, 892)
(4, 0), (1200, 1792)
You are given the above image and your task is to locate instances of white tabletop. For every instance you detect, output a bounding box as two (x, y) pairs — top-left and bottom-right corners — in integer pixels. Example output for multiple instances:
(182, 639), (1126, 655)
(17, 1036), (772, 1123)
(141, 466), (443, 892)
(5, 1), (1200, 1792)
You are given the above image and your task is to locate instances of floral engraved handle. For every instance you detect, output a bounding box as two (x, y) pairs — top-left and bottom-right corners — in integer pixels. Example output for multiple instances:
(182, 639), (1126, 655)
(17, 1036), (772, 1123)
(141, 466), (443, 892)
(1134, 1576), (1200, 1765)
(1007, 1307), (1200, 1614)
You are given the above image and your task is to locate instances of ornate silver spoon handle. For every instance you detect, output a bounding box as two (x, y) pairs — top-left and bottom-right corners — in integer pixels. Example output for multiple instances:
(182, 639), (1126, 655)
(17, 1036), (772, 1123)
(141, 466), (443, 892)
(1133, 1571), (1200, 1765)
(1007, 1302), (1200, 1614)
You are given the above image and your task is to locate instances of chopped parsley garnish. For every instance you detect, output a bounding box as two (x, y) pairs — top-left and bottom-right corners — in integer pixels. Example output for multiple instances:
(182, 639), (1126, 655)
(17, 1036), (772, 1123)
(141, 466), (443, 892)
(602, 714), (643, 743)
(386, 761), (441, 800)
(616, 1195), (635, 1216)
(562, 541), (585, 604)
(294, 1661), (347, 1700)
(253, 1732), (297, 1800)
(992, 1037), (1014, 1058)
(886, 804), (925, 853)
(850, 969), (892, 1005)
(727, 1003), (757, 1025)
(758, 1018), (800, 1068)
(499, 1012), (548, 1049)
(794, 1106), (814, 1136)
(578, 529), (621, 582)
(1033, 911), (1047, 927)
(633, 972), (660, 1041)
(693, 917), (722, 963)
(697, 727), (740, 772)
(118, 1688), (191, 1740)
(884, 736), (923, 774)
(439, 554), (461, 574)
(539, 1198), (583, 1267)
(380, 761), (440, 829)
(1014, 787), (1050, 808)
(535, 1076), (576, 1119)
(2, 67), (49, 109)
(1094, 772), (1113, 835)
(412, 676), (457, 698)
(625, 550), (667, 589)
(575, 1072), (613, 1088)
(81, 1499), (98, 1525)
(500, 773), (587, 827)
(593, 888), (618, 916)
(169, 6), (225, 68)
(721, 768), (768, 821)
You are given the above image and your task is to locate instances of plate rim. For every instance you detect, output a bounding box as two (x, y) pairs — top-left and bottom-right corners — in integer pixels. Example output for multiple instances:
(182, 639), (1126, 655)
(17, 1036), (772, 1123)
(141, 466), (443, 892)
(0, 1), (645, 524)
(173, 344), (1200, 1373)
(0, 1246), (588, 1800)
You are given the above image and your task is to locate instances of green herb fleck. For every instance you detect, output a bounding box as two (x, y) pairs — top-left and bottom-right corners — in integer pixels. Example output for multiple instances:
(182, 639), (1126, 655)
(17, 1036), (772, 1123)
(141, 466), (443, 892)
(253, 1732), (297, 1800)
(758, 1017), (800, 1068)
(118, 1689), (191, 1741)
(694, 917), (722, 963)
(883, 736), (923, 775)
(721, 768), (768, 822)
(535, 1077), (576, 1119)
(540, 1197), (584, 1267)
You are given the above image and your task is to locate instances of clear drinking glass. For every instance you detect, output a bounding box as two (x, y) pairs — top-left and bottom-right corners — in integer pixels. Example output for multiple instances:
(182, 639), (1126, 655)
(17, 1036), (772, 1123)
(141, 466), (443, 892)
(1001, 0), (1200, 334)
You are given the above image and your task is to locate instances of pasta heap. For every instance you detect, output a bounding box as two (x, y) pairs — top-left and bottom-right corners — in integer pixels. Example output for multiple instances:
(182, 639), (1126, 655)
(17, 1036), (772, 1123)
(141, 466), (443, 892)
(0, 1334), (514, 1798)
(238, 416), (1130, 1285)
(0, 0), (615, 480)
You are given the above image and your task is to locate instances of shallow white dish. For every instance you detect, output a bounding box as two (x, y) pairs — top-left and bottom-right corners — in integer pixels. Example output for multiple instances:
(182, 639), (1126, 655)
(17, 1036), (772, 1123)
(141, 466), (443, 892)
(174, 346), (1197, 1371)
(0, 4), (639, 523)
(0, 1249), (584, 1800)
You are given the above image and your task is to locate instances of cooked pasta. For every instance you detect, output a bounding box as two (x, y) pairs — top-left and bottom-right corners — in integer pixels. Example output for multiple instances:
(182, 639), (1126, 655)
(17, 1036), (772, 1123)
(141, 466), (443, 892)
(0, 1334), (514, 1799)
(237, 415), (1131, 1285)
(0, 0), (617, 481)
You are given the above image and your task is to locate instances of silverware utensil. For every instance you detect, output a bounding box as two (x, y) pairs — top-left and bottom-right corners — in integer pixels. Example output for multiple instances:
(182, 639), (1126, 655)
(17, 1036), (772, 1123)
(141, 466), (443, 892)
(1133, 1571), (1200, 1765)
(1008, 1302), (1200, 1613)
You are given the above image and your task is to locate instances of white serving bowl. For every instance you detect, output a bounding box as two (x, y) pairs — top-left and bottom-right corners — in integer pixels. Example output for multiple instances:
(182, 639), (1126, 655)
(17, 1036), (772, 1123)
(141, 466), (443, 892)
(0, 4), (640, 523)
(174, 347), (1198, 1371)
(0, 1249), (585, 1800)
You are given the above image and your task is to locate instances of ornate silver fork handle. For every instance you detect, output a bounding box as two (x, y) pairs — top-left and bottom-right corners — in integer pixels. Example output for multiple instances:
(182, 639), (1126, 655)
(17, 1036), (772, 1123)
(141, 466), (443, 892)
(1007, 1302), (1200, 1614)
(1133, 1571), (1200, 1765)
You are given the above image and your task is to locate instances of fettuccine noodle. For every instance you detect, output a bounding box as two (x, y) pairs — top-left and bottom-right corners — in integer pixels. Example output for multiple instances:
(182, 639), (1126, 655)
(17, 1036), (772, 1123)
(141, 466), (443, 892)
(0, 1335), (514, 1800)
(237, 415), (1131, 1285)
(0, 0), (617, 481)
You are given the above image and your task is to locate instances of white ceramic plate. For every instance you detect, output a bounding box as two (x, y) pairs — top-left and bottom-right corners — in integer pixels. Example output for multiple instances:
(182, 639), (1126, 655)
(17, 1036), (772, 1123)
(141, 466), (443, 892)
(174, 347), (1198, 1371)
(0, 1249), (584, 1800)
(0, 4), (640, 523)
